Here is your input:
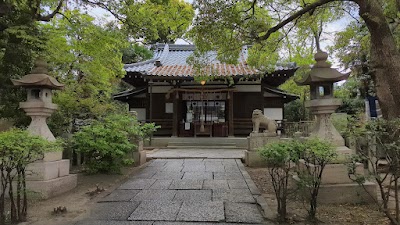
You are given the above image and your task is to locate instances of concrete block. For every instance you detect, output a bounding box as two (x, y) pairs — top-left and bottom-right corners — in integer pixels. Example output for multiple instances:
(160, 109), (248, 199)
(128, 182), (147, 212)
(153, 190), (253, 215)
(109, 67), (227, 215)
(58, 159), (71, 177)
(43, 151), (62, 162)
(26, 174), (77, 199)
(298, 161), (363, 184)
(132, 151), (147, 166)
(244, 150), (266, 167)
(247, 134), (280, 151)
(26, 159), (70, 181)
(293, 175), (376, 204)
(317, 181), (377, 204)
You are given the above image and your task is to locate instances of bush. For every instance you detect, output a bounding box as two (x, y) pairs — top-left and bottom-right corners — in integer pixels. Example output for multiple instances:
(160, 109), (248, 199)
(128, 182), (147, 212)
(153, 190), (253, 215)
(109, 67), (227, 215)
(258, 140), (303, 221)
(347, 118), (400, 225)
(72, 113), (157, 173)
(297, 138), (336, 221)
(0, 128), (62, 224)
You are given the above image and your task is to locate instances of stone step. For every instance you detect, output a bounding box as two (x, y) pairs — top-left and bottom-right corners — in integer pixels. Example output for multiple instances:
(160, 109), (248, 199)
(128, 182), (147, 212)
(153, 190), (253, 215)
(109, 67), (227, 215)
(166, 145), (242, 149)
(168, 142), (237, 147)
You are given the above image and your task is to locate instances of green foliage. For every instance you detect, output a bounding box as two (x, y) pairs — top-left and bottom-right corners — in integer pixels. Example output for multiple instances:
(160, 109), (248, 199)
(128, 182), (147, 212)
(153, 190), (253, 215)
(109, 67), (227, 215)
(72, 114), (157, 173)
(284, 99), (309, 122)
(122, 43), (153, 64)
(97, 0), (194, 43)
(0, 128), (62, 223)
(0, 128), (61, 166)
(258, 138), (335, 221)
(258, 140), (302, 221)
(347, 118), (400, 224)
(297, 138), (336, 221)
(42, 10), (129, 135)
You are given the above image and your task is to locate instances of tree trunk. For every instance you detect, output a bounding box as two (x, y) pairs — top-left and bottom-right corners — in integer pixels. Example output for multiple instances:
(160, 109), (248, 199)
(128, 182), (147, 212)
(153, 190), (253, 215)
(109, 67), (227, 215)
(355, 0), (400, 119)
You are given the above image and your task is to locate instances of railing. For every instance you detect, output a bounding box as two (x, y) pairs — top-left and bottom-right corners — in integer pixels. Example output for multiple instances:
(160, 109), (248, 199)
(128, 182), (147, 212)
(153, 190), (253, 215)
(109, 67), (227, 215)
(281, 121), (315, 137)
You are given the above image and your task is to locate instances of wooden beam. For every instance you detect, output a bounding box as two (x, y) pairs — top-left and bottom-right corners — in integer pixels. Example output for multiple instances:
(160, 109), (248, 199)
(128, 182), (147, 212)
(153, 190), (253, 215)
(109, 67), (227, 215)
(228, 91), (234, 137)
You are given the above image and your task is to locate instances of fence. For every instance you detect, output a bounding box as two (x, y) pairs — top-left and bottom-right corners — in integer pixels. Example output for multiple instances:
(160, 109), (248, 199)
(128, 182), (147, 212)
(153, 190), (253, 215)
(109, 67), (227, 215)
(281, 121), (314, 137)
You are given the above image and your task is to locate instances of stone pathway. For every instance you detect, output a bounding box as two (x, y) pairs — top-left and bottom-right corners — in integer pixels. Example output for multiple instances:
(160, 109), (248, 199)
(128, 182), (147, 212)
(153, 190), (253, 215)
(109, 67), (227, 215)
(147, 149), (245, 159)
(75, 158), (271, 225)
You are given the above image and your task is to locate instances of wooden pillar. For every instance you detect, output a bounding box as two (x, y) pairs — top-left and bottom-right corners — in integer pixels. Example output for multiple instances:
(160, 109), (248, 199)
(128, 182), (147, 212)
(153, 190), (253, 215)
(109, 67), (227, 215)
(172, 90), (178, 137)
(228, 91), (234, 137)
(148, 80), (154, 145)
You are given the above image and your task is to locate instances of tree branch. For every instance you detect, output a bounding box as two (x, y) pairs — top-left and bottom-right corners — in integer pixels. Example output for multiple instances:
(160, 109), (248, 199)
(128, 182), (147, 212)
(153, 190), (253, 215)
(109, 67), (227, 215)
(257, 0), (337, 41)
(81, 0), (126, 23)
(37, 0), (64, 22)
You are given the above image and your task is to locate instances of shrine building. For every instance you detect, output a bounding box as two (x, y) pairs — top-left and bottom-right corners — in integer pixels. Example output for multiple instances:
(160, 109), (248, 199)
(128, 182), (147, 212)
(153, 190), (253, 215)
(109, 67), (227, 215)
(114, 44), (298, 137)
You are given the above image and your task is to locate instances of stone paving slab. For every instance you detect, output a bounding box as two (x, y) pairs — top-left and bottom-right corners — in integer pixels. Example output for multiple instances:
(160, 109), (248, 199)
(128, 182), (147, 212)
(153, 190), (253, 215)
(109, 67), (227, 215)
(213, 189), (256, 203)
(152, 171), (184, 180)
(225, 202), (264, 223)
(118, 179), (156, 190)
(169, 179), (203, 190)
(182, 172), (213, 180)
(147, 149), (245, 159)
(128, 201), (182, 221)
(132, 189), (176, 202)
(213, 172), (244, 180)
(74, 220), (154, 225)
(89, 202), (140, 220)
(176, 201), (225, 222)
(99, 190), (140, 202)
(76, 157), (269, 225)
(152, 223), (266, 225)
(173, 190), (212, 202)
(149, 179), (173, 189)
(202, 180), (229, 190)
(182, 165), (206, 172)
(227, 179), (248, 189)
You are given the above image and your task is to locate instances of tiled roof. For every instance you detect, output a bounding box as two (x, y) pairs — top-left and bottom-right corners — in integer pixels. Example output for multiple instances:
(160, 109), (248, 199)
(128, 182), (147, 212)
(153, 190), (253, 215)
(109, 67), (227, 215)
(124, 44), (295, 77)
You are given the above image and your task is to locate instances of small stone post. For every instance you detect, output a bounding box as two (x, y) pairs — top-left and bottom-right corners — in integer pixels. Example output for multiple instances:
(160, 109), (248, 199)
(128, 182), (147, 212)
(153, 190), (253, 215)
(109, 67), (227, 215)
(11, 59), (77, 198)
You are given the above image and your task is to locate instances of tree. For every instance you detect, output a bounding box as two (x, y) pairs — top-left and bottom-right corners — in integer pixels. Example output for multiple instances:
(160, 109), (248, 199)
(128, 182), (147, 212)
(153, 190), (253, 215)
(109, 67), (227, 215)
(0, 0), (194, 125)
(0, 0), (64, 124)
(189, 0), (400, 119)
(82, 0), (194, 43)
(42, 10), (129, 135)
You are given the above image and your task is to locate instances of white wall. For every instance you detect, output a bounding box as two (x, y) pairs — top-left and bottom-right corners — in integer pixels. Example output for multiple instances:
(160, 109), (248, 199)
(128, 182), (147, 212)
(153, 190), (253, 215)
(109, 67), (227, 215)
(130, 108), (146, 121)
(264, 108), (283, 120)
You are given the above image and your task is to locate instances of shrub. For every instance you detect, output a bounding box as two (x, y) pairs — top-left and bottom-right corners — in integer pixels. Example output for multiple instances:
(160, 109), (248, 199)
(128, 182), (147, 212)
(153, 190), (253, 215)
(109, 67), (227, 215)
(347, 118), (400, 225)
(297, 138), (336, 221)
(72, 113), (157, 173)
(258, 140), (303, 221)
(0, 128), (61, 224)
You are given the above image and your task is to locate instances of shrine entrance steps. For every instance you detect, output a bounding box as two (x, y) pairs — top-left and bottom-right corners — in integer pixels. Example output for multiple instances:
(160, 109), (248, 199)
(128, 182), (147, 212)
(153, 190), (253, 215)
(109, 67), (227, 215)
(150, 137), (248, 149)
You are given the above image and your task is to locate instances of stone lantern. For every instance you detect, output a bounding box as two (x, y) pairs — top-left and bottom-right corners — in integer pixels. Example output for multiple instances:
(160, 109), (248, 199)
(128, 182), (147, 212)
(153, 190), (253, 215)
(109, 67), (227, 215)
(12, 59), (63, 142)
(11, 59), (77, 198)
(296, 51), (350, 155)
(294, 51), (376, 204)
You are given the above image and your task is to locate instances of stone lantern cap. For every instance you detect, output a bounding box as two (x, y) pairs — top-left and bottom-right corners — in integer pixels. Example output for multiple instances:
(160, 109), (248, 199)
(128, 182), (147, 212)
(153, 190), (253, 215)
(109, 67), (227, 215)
(11, 59), (64, 90)
(296, 51), (349, 86)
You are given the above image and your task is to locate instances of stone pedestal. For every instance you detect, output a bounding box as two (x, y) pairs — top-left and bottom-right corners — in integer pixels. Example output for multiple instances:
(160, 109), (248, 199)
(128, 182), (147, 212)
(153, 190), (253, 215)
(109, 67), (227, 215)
(20, 102), (77, 199)
(245, 133), (280, 167)
(296, 158), (377, 204)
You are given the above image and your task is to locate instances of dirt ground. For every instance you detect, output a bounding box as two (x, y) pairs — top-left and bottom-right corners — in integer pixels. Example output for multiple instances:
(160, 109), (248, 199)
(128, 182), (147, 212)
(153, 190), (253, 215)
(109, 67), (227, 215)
(21, 164), (146, 225)
(246, 167), (390, 225)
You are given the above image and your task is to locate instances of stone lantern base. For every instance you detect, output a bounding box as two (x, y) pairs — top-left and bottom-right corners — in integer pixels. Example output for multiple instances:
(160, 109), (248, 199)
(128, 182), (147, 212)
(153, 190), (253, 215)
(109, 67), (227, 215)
(295, 158), (376, 204)
(25, 158), (77, 199)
